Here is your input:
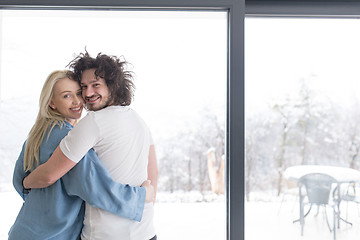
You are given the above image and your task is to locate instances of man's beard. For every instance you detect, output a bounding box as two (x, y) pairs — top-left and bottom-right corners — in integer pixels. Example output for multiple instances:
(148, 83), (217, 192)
(85, 95), (113, 111)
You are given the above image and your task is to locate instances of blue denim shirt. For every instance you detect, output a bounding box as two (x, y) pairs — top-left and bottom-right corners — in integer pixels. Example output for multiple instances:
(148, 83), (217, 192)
(8, 121), (145, 240)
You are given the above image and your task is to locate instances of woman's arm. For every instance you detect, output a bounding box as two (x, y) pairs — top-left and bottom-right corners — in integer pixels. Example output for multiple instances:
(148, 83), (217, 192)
(62, 149), (152, 222)
(23, 146), (77, 189)
(13, 143), (30, 200)
(147, 144), (159, 200)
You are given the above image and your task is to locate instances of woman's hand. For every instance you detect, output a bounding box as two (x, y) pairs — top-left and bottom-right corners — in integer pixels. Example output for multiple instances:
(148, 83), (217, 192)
(141, 180), (155, 203)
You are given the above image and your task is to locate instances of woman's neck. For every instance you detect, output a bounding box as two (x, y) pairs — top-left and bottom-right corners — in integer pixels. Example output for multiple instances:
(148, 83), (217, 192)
(65, 118), (76, 126)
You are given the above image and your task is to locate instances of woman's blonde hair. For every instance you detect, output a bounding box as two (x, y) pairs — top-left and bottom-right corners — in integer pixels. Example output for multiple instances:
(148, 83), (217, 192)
(23, 70), (75, 171)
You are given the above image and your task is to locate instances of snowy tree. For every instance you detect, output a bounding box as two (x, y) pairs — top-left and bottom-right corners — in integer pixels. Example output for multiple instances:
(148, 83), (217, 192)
(272, 97), (293, 196)
(334, 98), (360, 169)
(245, 110), (277, 199)
(157, 106), (225, 196)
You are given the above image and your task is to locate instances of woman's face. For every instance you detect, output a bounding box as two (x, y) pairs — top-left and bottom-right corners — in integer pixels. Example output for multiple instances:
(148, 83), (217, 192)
(50, 77), (84, 125)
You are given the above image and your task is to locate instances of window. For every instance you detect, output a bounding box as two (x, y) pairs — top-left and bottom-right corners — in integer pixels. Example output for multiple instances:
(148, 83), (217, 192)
(245, 1), (360, 239)
(0, 8), (232, 240)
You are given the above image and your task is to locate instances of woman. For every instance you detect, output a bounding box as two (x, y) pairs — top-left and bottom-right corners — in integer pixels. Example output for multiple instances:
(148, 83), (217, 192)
(8, 70), (150, 240)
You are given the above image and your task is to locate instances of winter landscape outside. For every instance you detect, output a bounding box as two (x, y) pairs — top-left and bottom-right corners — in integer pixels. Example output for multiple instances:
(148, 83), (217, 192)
(245, 17), (360, 239)
(0, 10), (227, 239)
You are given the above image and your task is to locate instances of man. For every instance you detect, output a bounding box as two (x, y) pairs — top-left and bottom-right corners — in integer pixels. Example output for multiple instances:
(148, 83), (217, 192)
(24, 51), (158, 240)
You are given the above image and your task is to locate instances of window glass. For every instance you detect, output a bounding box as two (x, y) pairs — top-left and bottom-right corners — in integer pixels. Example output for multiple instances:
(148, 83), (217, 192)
(0, 10), (227, 240)
(245, 17), (360, 240)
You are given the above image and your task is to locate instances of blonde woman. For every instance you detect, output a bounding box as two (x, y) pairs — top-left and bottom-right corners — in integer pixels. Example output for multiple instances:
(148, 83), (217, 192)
(8, 70), (152, 240)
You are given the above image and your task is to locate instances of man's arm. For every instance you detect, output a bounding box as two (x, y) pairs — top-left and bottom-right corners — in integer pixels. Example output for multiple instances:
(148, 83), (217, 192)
(147, 144), (159, 200)
(62, 148), (152, 221)
(23, 114), (99, 189)
(23, 146), (77, 189)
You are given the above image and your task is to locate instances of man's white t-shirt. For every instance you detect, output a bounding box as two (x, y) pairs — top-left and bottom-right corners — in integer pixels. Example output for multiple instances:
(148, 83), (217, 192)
(60, 106), (155, 240)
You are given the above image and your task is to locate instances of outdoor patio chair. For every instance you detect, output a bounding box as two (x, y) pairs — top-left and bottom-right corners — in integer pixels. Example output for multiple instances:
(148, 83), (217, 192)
(295, 173), (338, 240)
(277, 178), (300, 215)
(339, 181), (360, 221)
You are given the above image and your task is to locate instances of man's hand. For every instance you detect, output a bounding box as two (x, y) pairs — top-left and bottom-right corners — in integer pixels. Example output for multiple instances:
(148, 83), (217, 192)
(141, 180), (155, 203)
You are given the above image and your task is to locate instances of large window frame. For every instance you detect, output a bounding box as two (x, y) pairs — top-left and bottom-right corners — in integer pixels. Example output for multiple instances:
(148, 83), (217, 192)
(0, 1), (244, 240)
(246, 0), (360, 17)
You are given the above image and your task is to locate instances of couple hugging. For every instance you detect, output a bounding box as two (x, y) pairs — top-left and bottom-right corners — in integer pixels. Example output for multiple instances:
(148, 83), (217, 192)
(8, 50), (158, 240)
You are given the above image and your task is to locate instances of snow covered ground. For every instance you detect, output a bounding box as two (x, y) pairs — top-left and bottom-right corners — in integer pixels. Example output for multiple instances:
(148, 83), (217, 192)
(0, 190), (226, 240)
(2, 189), (360, 240)
(245, 194), (360, 240)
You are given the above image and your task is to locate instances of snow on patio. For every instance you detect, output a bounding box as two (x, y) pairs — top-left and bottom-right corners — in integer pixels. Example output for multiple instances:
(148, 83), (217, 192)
(246, 193), (360, 240)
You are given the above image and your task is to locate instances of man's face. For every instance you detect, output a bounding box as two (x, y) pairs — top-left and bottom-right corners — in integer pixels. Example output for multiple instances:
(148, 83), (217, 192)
(80, 68), (112, 111)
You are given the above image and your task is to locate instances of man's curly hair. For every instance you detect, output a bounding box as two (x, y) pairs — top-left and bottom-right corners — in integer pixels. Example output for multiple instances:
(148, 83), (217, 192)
(67, 50), (135, 106)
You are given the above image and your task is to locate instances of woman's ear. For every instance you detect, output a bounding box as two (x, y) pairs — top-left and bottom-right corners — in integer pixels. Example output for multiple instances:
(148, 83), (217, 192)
(49, 100), (56, 110)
